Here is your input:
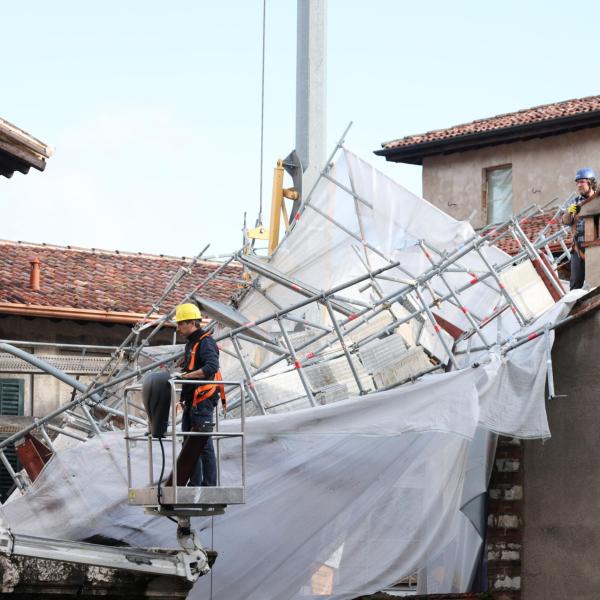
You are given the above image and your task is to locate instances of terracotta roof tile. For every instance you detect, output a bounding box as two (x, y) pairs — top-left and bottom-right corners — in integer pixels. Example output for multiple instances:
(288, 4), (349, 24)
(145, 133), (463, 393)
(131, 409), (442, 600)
(0, 240), (241, 316)
(382, 95), (600, 150)
(487, 213), (570, 256)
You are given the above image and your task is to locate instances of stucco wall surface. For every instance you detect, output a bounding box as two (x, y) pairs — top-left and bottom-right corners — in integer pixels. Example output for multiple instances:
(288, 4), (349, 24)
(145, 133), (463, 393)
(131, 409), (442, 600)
(422, 127), (600, 228)
(522, 310), (600, 600)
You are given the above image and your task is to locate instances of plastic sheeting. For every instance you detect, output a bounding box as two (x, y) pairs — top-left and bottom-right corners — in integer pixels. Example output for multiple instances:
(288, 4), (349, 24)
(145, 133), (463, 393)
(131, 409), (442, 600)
(477, 297), (579, 439)
(1, 292), (583, 600)
(4, 369), (478, 600)
(218, 150), (552, 403)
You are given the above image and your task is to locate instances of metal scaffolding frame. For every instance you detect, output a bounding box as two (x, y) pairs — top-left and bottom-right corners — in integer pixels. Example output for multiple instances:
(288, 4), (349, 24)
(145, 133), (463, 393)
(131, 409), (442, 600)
(0, 134), (573, 498)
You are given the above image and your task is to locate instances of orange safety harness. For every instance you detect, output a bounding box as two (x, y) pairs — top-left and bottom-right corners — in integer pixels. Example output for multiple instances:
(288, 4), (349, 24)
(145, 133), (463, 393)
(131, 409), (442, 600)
(187, 332), (227, 409)
(571, 194), (597, 261)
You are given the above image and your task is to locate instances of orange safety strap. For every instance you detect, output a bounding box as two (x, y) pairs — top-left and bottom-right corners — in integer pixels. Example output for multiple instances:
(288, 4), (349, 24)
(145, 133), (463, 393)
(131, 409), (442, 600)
(187, 331), (212, 371)
(187, 341), (200, 371)
(192, 371), (227, 409)
(186, 332), (226, 409)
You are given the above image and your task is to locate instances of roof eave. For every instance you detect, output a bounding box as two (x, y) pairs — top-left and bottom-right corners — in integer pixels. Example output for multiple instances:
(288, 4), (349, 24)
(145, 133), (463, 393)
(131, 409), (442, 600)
(374, 110), (600, 165)
(0, 302), (174, 326)
(0, 118), (52, 178)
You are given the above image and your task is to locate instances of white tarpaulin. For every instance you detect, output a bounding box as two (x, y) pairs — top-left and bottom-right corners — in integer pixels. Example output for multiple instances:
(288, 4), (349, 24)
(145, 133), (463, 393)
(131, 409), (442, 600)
(219, 150), (554, 405)
(3, 370), (478, 596)
(1, 294), (582, 600)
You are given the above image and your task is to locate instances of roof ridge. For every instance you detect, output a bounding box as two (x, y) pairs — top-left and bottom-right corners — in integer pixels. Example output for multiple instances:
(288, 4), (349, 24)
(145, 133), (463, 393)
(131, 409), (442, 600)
(481, 94), (600, 120)
(382, 94), (600, 148)
(0, 238), (217, 263)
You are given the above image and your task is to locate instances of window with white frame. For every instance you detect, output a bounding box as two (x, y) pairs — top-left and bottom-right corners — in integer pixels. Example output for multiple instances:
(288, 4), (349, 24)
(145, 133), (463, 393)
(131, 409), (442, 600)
(484, 165), (513, 224)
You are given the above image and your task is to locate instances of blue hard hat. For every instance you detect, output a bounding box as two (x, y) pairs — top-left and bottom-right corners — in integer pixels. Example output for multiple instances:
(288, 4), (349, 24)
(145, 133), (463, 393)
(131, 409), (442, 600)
(575, 167), (596, 181)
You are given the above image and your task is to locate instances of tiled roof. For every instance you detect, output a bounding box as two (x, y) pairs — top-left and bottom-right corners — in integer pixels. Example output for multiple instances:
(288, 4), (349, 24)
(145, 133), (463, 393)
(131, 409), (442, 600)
(0, 240), (241, 319)
(381, 95), (600, 151)
(487, 213), (570, 256)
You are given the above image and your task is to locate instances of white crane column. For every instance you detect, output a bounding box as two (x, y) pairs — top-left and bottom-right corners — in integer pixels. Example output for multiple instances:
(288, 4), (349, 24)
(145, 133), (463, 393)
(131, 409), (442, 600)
(296, 0), (327, 202)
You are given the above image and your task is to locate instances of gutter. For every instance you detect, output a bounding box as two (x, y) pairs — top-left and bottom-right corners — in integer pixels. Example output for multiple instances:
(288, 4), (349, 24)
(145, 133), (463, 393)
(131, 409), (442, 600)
(0, 301), (170, 325)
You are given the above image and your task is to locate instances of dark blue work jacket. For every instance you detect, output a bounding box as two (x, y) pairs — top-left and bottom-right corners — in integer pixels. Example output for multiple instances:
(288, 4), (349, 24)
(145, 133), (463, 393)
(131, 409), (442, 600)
(181, 328), (220, 406)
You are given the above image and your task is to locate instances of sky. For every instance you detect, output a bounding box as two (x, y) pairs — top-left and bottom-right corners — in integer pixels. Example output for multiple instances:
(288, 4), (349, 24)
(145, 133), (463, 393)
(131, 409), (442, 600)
(2, 0), (600, 258)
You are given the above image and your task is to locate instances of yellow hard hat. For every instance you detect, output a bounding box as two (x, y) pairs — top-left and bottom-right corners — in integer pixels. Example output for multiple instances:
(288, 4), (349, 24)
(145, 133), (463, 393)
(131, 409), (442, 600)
(174, 303), (202, 322)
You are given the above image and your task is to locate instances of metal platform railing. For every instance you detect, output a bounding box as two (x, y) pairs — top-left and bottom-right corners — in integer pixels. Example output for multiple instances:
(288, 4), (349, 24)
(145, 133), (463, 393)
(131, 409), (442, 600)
(123, 378), (246, 517)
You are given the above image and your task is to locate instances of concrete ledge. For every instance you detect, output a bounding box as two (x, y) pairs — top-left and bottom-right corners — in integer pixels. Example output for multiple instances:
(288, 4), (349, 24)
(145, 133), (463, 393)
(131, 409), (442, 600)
(0, 554), (193, 598)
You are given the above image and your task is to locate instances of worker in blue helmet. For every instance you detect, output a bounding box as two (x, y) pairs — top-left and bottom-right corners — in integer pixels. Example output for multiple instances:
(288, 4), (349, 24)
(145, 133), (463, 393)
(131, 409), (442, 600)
(562, 168), (598, 289)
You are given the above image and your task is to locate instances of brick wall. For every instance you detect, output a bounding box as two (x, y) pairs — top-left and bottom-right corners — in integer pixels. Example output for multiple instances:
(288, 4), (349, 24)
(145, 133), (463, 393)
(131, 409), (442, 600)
(486, 436), (523, 600)
(359, 436), (524, 600)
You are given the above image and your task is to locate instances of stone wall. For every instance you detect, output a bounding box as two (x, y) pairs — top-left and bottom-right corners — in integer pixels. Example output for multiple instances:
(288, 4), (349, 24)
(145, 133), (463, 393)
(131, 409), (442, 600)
(487, 437), (523, 600)
(0, 553), (192, 598)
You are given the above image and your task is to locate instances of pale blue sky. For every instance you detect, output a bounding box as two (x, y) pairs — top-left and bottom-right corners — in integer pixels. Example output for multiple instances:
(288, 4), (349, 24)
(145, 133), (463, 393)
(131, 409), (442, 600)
(2, 1), (599, 257)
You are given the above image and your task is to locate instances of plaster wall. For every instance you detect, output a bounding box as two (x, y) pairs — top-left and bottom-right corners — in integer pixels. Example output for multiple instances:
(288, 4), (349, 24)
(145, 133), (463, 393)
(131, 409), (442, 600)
(521, 310), (600, 599)
(0, 315), (176, 417)
(422, 127), (600, 228)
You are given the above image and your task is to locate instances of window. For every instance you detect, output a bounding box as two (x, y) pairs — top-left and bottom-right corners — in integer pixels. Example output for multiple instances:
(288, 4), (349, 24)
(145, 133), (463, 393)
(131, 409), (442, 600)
(0, 379), (24, 501)
(484, 165), (513, 224)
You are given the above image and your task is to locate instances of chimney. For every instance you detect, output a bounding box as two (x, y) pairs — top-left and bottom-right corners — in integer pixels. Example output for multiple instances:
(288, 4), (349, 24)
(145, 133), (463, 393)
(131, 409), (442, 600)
(29, 257), (41, 291)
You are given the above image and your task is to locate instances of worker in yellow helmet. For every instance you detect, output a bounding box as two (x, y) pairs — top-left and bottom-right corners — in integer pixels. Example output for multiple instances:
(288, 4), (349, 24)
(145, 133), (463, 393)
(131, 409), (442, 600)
(174, 303), (225, 487)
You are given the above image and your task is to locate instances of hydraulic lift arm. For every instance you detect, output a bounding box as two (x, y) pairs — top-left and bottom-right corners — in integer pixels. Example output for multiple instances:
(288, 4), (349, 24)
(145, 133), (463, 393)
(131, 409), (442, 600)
(0, 515), (209, 583)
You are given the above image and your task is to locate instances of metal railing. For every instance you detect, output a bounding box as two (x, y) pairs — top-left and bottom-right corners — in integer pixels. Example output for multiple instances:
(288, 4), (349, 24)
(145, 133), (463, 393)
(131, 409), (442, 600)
(123, 378), (246, 514)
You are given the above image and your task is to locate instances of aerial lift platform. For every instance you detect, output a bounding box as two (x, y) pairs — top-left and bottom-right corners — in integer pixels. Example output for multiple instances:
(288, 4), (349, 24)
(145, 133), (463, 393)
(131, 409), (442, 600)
(124, 375), (246, 518)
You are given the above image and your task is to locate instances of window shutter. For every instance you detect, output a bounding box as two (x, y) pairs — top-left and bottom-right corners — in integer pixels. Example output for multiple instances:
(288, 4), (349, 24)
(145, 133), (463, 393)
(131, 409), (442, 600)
(0, 443), (18, 502)
(0, 379), (24, 416)
(0, 379), (24, 501)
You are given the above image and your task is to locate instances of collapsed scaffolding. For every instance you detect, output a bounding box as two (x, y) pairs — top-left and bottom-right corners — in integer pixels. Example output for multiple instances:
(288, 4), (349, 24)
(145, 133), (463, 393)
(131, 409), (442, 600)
(0, 132), (574, 481)
(0, 206), (570, 467)
(0, 136), (578, 595)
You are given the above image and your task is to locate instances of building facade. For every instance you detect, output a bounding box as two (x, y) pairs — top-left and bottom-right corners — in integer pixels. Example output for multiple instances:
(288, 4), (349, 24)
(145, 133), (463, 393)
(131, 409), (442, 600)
(0, 240), (240, 418)
(375, 95), (600, 230)
(374, 96), (600, 599)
